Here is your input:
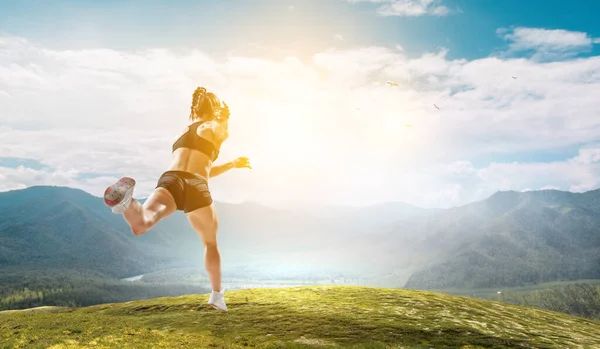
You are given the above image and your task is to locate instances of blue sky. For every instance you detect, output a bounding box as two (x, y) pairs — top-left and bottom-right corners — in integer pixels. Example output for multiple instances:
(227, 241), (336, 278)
(2, 0), (599, 59)
(1, 0), (600, 207)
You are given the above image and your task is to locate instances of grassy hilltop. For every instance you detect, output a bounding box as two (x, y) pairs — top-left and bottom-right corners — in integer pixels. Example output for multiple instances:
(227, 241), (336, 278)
(2, 286), (600, 349)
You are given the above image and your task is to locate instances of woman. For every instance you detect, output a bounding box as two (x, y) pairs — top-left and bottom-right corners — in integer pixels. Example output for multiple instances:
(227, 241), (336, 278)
(103, 87), (251, 312)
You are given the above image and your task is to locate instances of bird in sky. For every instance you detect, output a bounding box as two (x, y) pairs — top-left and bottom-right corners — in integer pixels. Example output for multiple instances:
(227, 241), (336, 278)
(386, 80), (400, 87)
(512, 76), (518, 79)
(433, 104), (440, 110)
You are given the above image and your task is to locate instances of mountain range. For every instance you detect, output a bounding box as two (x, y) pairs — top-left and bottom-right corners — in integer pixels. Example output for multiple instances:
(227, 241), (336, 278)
(0, 186), (430, 281)
(402, 189), (600, 289)
(1, 185), (599, 290)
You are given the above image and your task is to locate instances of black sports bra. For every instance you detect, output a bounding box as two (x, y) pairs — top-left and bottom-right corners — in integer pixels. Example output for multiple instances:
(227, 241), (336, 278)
(172, 121), (220, 161)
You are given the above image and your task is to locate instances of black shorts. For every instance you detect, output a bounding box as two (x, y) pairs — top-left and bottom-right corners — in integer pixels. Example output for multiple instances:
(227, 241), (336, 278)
(155, 171), (213, 213)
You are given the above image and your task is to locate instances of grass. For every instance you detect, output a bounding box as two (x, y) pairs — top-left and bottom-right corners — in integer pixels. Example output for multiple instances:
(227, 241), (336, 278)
(1, 285), (600, 348)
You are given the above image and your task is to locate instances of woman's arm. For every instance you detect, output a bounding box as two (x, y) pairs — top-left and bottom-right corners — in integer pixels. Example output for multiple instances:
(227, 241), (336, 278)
(210, 161), (235, 178)
(208, 156), (252, 178)
(210, 157), (252, 178)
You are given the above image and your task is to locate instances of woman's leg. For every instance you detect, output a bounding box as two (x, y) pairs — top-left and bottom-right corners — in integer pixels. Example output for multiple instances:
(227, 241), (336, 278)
(122, 187), (177, 236)
(186, 204), (222, 292)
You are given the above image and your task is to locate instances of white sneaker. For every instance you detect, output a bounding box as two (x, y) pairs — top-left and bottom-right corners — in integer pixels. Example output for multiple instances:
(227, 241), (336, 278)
(104, 177), (136, 214)
(208, 289), (228, 312)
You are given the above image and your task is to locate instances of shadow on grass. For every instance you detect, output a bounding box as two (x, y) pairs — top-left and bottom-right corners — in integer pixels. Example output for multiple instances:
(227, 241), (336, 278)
(126, 301), (536, 349)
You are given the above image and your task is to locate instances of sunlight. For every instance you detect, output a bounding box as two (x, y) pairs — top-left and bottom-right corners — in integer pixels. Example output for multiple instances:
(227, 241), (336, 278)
(234, 79), (431, 185)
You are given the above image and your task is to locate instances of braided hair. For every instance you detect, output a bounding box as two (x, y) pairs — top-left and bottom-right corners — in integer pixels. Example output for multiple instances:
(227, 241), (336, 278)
(189, 86), (224, 122)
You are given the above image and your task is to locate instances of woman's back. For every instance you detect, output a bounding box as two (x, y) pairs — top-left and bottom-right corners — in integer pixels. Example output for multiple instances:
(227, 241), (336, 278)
(168, 148), (212, 179)
(167, 119), (228, 179)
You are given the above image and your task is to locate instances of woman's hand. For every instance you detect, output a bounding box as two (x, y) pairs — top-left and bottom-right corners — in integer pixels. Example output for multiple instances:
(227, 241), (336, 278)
(232, 157), (252, 169)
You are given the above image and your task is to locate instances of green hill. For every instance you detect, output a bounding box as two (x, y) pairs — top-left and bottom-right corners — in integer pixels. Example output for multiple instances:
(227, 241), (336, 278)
(1, 286), (599, 349)
(398, 189), (600, 289)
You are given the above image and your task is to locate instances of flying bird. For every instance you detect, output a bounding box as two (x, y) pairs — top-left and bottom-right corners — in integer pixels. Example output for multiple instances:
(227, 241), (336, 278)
(386, 80), (399, 87)
(355, 107), (361, 111)
(403, 124), (412, 128)
(433, 104), (440, 110)
(512, 76), (517, 79)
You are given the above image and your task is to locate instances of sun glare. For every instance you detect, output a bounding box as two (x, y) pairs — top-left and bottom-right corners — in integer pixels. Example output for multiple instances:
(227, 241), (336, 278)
(240, 78), (431, 179)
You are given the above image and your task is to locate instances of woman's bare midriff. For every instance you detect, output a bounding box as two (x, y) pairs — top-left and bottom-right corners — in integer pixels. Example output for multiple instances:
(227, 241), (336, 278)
(166, 148), (213, 180)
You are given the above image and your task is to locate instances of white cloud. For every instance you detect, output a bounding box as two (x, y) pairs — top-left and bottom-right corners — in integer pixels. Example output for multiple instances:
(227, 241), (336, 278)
(396, 147), (600, 207)
(540, 185), (561, 190)
(1, 30), (600, 208)
(348, 0), (451, 17)
(572, 147), (600, 164)
(498, 27), (600, 60)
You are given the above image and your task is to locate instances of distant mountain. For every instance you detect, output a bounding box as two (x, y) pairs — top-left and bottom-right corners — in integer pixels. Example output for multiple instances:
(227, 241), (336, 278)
(4, 185), (599, 291)
(289, 201), (437, 233)
(0, 186), (176, 277)
(0, 186), (430, 280)
(402, 189), (600, 289)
